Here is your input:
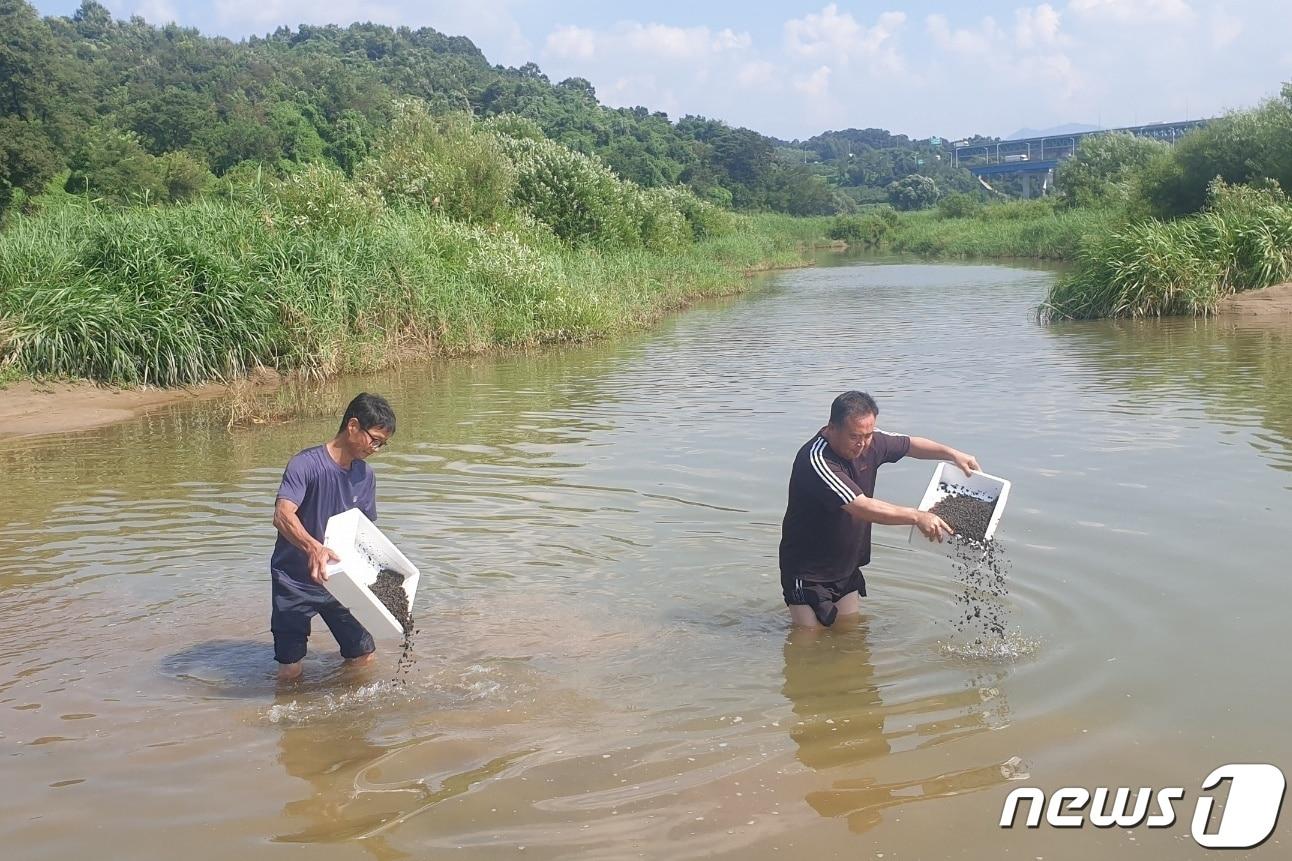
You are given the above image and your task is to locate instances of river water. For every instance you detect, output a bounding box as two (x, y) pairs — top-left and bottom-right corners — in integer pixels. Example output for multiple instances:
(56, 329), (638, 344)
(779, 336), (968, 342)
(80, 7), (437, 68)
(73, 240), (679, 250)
(2, 259), (1289, 860)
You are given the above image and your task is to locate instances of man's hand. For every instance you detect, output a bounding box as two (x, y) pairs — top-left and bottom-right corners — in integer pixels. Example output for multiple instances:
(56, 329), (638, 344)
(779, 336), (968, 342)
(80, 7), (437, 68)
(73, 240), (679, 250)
(915, 510), (953, 542)
(952, 450), (980, 477)
(308, 544), (340, 586)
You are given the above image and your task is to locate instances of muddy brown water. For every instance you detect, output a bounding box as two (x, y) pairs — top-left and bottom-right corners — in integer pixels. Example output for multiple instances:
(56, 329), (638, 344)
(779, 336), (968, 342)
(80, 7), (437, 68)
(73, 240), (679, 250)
(2, 259), (1290, 860)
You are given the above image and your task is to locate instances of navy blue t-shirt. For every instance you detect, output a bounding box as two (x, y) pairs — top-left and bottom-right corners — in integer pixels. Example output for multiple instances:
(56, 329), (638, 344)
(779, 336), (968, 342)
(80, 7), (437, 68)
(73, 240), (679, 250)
(270, 445), (377, 584)
(779, 429), (910, 582)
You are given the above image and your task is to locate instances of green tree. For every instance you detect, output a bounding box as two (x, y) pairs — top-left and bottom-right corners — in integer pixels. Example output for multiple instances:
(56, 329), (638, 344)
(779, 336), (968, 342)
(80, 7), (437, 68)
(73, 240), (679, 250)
(759, 163), (836, 215)
(0, 116), (62, 215)
(357, 102), (514, 223)
(1054, 132), (1166, 208)
(887, 174), (940, 210)
(937, 191), (984, 219)
(323, 110), (372, 175)
(268, 101), (326, 164)
(64, 126), (167, 204)
(157, 151), (213, 202)
(1137, 88), (1292, 217)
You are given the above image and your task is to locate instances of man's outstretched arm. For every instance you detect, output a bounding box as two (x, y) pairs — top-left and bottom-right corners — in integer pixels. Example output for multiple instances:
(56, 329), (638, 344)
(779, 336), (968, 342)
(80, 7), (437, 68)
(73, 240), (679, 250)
(843, 494), (951, 542)
(906, 437), (980, 477)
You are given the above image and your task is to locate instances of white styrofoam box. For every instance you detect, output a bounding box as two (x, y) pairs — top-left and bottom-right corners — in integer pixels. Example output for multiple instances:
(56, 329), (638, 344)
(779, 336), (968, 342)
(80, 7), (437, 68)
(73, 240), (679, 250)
(321, 508), (420, 640)
(908, 462), (1011, 556)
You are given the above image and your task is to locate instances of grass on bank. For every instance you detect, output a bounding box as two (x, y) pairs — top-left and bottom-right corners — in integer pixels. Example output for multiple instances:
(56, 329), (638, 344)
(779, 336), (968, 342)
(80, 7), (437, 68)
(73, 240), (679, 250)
(0, 103), (832, 387)
(883, 204), (1112, 261)
(828, 197), (1115, 261)
(826, 184), (1292, 321)
(1042, 181), (1292, 320)
(0, 198), (824, 387)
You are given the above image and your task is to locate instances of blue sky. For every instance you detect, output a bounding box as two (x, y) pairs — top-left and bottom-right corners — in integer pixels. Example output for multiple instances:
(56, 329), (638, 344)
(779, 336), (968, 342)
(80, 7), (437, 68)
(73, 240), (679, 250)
(29, 1), (1292, 140)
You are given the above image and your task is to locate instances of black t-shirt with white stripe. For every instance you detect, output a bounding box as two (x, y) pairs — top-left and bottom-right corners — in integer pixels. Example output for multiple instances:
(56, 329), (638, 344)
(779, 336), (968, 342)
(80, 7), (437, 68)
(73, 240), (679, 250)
(778, 430), (910, 583)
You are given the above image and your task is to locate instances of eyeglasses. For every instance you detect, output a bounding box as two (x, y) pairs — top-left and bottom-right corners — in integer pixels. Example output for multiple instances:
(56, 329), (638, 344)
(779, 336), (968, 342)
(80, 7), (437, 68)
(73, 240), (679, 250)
(360, 427), (389, 450)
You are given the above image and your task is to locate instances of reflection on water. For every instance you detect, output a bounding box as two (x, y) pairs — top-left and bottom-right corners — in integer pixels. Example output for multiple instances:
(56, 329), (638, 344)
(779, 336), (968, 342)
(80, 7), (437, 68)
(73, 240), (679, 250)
(3, 261), (1291, 860)
(782, 620), (1020, 834)
(1046, 315), (1292, 476)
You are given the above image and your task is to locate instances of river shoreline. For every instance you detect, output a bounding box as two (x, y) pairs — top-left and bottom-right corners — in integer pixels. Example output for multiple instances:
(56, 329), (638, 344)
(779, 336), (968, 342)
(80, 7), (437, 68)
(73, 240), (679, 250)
(4, 273), (1287, 441)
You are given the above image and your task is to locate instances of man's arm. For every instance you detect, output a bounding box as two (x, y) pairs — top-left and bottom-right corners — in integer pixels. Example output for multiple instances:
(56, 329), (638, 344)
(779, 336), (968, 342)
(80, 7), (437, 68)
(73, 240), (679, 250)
(273, 498), (339, 585)
(906, 436), (980, 477)
(843, 494), (951, 542)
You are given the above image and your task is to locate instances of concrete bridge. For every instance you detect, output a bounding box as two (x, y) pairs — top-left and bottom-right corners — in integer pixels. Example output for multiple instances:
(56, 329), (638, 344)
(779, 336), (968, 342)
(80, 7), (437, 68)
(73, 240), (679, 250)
(952, 119), (1208, 196)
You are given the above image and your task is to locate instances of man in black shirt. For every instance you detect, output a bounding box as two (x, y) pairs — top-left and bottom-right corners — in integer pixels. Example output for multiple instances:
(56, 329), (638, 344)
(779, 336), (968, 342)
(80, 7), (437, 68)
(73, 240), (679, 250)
(779, 390), (980, 628)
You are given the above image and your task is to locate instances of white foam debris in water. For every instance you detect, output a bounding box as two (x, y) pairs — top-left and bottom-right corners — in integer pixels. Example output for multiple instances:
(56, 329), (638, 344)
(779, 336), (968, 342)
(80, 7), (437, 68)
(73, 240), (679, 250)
(1000, 755), (1030, 781)
(938, 630), (1042, 661)
(265, 681), (396, 724)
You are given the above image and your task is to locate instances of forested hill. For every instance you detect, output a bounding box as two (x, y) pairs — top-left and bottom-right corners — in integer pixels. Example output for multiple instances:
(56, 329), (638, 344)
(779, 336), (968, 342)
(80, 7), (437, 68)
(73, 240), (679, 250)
(1, 0), (978, 217)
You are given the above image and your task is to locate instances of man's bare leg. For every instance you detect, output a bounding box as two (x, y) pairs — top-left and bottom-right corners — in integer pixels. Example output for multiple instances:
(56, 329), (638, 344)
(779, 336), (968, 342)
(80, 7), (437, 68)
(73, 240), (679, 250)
(277, 661), (303, 682)
(835, 590), (861, 617)
(789, 604), (823, 628)
(343, 652), (376, 668)
(788, 590), (861, 628)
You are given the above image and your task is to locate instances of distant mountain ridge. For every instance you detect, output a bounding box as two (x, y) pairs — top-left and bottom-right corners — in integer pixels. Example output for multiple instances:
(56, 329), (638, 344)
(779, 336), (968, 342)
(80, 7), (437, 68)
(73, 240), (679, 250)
(1006, 123), (1100, 140)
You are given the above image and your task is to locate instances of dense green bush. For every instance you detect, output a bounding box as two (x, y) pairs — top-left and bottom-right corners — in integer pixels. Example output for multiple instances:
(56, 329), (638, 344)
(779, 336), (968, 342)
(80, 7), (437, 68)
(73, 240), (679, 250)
(828, 208), (895, 245)
(496, 132), (636, 246)
(1055, 133), (1167, 209)
(885, 203), (1106, 260)
(641, 185), (734, 242)
(357, 103), (516, 223)
(887, 174), (940, 211)
(271, 163), (384, 231)
(0, 100), (822, 385)
(0, 199), (819, 384)
(1043, 181), (1292, 319)
(937, 192), (984, 219)
(1135, 85), (1292, 217)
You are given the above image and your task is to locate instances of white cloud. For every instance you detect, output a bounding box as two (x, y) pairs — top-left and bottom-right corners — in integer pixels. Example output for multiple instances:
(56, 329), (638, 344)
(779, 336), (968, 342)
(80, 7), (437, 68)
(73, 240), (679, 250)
(925, 14), (1003, 56)
(785, 4), (861, 59)
(784, 5), (906, 73)
(794, 65), (832, 97)
(545, 21), (750, 64)
(545, 25), (596, 61)
(1208, 8), (1243, 49)
(621, 23), (751, 61)
(1014, 4), (1063, 49)
(125, 0), (179, 24)
(540, 20), (754, 113)
(736, 60), (779, 90)
(1068, 0), (1194, 24)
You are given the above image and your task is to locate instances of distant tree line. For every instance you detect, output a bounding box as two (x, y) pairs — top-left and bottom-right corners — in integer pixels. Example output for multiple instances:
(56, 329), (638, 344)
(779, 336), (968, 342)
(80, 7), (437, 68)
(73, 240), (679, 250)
(0, 0), (993, 219)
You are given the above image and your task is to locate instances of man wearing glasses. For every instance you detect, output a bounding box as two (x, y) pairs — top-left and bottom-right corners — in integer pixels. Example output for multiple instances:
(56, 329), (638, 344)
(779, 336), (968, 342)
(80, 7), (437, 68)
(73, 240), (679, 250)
(269, 392), (396, 681)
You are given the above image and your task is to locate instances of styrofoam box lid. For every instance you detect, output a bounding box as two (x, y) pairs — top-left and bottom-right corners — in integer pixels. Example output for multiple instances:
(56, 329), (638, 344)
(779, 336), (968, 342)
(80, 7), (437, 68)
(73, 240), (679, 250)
(908, 462), (1011, 558)
(322, 508), (420, 640)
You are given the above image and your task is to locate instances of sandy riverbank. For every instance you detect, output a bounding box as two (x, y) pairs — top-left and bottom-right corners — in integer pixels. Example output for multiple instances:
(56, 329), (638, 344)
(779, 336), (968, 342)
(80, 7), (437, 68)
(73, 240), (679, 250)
(1214, 281), (1292, 317)
(3, 280), (1289, 440)
(0, 379), (236, 439)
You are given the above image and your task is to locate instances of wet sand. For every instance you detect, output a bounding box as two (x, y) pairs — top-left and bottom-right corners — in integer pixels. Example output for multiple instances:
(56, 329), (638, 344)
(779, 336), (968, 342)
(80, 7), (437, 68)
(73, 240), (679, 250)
(0, 369), (283, 439)
(0, 379), (232, 438)
(1215, 281), (1292, 317)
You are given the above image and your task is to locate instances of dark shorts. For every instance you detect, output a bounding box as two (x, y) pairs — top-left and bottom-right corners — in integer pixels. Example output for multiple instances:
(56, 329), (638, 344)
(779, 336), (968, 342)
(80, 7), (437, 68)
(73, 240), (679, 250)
(271, 571), (375, 664)
(782, 569), (867, 627)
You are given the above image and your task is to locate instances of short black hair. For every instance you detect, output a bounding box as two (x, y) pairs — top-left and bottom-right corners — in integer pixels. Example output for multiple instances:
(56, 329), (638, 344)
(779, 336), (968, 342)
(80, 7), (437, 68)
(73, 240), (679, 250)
(829, 390), (878, 426)
(339, 392), (396, 435)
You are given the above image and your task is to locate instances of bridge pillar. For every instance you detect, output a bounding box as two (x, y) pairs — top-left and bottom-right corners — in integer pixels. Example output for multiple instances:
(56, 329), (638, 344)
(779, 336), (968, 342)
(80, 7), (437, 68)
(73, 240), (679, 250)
(1021, 172), (1032, 199)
